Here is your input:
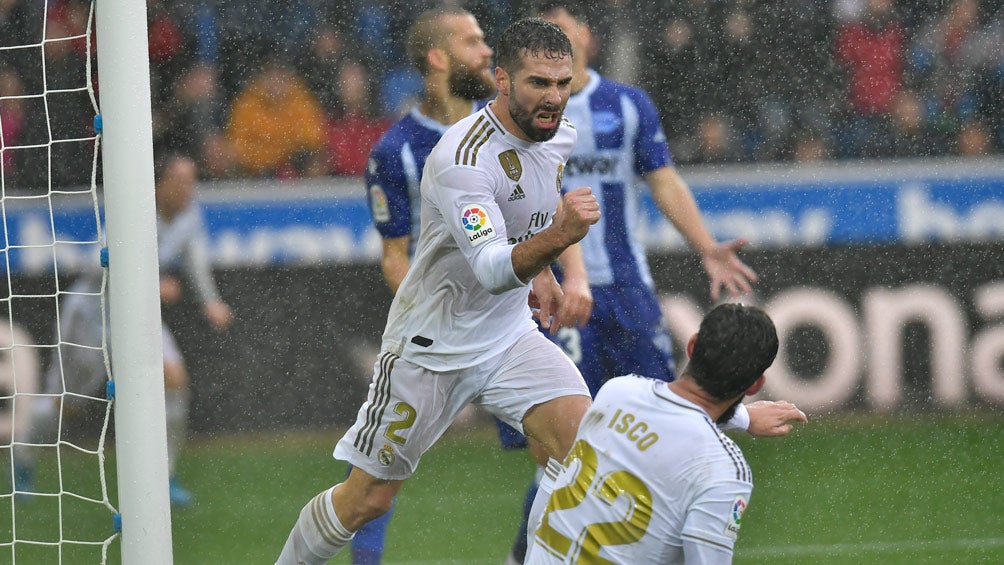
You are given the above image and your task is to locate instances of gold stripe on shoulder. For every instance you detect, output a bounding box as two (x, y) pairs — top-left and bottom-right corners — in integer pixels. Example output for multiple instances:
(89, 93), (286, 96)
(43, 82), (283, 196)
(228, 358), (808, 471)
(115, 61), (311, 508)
(470, 128), (495, 166)
(484, 109), (504, 134)
(455, 115), (487, 165)
(461, 121), (492, 166)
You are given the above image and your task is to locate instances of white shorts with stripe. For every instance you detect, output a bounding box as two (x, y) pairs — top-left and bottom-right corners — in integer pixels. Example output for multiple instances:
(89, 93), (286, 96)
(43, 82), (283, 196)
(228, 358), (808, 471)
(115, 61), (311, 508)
(334, 329), (589, 480)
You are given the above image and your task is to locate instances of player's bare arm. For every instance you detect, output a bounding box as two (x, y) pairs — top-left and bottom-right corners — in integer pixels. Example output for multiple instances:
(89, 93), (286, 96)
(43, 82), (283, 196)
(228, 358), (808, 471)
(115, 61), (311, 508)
(380, 236), (411, 294)
(511, 186), (599, 283)
(646, 166), (758, 300)
(553, 243), (592, 331)
(549, 193), (593, 331)
(745, 400), (808, 437)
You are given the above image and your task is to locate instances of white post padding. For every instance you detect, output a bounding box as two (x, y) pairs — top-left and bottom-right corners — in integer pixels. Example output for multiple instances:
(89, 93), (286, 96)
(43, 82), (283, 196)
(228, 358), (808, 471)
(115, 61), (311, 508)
(95, 0), (174, 562)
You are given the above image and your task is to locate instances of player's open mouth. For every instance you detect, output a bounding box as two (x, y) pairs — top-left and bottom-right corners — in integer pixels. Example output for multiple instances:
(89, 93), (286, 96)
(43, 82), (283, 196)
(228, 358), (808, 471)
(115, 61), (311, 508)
(535, 112), (559, 129)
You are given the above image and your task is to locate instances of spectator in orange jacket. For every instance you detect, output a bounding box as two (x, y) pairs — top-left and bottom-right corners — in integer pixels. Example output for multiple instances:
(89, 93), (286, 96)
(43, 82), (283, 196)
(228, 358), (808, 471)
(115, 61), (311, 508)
(226, 59), (327, 178)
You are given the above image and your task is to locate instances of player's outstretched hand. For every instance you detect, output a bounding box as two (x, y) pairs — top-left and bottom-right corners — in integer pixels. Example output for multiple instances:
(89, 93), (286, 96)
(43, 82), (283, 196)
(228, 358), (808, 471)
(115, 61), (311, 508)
(745, 400), (808, 437)
(702, 238), (758, 301)
(204, 300), (234, 331)
(554, 187), (600, 245)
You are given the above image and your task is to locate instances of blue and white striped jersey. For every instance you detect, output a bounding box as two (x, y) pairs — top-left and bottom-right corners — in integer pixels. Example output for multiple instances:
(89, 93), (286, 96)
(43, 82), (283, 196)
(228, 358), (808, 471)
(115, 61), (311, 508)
(365, 103), (482, 254)
(561, 69), (673, 289)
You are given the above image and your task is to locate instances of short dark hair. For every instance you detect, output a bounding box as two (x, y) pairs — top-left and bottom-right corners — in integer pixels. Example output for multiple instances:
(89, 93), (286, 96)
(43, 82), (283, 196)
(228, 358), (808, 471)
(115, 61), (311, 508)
(495, 17), (572, 75)
(684, 303), (779, 401)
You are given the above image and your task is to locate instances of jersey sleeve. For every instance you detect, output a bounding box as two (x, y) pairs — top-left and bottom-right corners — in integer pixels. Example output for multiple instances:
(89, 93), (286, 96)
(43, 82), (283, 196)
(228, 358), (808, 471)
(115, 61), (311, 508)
(365, 138), (413, 239)
(427, 163), (524, 294)
(680, 481), (751, 561)
(719, 402), (750, 432)
(628, 88), (674, 175)
(180, 209), (222, 304)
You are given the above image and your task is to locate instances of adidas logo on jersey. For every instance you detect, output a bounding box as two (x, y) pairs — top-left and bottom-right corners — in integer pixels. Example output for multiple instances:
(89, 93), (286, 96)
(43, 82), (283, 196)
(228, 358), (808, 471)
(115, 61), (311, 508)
(508, 185), (526, 201)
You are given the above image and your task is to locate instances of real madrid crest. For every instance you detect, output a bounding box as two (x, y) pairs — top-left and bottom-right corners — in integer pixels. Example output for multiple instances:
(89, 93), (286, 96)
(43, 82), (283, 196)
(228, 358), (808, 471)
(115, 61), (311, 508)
(377, 444), (397, 467)
(556, 163), (564, 193)
(498, 149), (522, 182)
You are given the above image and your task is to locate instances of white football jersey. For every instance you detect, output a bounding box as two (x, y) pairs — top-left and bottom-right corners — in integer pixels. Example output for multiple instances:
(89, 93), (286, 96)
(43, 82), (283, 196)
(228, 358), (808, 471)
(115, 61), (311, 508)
(381, 102), (576, 371)
(527, 375), (753, 564)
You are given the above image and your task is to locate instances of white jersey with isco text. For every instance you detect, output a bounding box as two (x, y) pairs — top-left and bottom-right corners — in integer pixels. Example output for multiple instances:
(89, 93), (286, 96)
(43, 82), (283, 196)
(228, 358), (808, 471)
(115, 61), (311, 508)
(527, 375), (753, 564)
(380, 103), (576, 372)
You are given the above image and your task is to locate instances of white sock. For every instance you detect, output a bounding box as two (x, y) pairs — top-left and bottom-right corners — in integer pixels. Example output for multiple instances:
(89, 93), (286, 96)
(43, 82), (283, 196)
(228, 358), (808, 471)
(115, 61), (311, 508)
(164, 389), (189, 475)
(526, 458), (562, 551)
(276, 486), (354, 565)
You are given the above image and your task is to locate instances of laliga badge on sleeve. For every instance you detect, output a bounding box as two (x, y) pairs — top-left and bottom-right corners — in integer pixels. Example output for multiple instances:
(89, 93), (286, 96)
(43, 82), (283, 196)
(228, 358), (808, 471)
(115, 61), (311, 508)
(724, 495), (747, 540)
(369, 184), (391, 223)
(461, 204), (496, 247)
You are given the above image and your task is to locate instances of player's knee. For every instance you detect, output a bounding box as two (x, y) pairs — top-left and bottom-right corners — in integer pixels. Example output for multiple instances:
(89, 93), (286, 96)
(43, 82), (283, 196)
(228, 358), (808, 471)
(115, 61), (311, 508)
(338, 473), (400, 528)
(359, 493), (394, 522)
(523, 394), (592, 461)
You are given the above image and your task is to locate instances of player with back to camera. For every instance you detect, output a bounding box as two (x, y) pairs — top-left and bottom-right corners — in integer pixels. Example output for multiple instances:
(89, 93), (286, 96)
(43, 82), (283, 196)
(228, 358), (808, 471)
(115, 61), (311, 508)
(525, 303), (805, 564)
(276, 17), (600, 564)
(363, 7), (593, 564)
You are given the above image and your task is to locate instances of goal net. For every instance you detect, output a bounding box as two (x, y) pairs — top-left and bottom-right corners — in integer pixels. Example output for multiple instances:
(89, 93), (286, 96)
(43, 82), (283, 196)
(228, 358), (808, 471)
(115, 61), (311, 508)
(1, 1), (170, 562)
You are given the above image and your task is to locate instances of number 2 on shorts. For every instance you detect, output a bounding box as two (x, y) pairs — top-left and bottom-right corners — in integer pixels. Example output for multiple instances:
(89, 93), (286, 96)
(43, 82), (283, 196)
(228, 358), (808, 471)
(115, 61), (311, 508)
(384, 402), (417, 444)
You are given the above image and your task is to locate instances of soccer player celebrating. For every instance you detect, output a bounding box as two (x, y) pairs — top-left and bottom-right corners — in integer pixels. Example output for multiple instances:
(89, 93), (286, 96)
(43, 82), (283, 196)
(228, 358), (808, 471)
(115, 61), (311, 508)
(525, 304), (807, 564)
(277, 18), (598, 565)
(363, 8), (591, 563)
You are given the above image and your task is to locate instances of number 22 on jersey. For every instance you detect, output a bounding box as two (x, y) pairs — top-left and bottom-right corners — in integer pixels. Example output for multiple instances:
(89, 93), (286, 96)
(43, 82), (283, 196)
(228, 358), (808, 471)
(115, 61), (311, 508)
(533, 439), (653, 563)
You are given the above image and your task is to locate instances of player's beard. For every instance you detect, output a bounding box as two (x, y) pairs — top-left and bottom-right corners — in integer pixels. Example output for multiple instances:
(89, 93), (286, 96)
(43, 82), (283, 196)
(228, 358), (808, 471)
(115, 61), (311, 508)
(716, 398), (744, 426)
(508, 89), (562, 142)
(449, 62), (494, 101)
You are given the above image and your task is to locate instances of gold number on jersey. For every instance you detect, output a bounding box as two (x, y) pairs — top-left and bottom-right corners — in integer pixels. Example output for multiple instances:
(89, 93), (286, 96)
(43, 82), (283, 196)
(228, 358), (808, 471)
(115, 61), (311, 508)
(535, 440), (653, 562)
(384, 402), (417, 445)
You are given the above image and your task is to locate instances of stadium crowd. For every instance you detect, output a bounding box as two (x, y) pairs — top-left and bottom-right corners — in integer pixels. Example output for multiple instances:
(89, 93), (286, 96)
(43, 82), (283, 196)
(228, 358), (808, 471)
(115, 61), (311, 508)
(0, 0), (1001, 188)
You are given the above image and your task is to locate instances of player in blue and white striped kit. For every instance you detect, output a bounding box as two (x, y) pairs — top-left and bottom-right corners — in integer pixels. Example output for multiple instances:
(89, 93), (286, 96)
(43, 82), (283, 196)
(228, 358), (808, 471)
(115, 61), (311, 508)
(538, 1), (758, 395)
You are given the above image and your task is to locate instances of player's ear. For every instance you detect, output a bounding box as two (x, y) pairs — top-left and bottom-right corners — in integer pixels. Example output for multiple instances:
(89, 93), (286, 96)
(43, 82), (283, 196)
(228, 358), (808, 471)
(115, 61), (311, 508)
(495, 66), (509, 95)
(745, 374), (765, 397)
(685, 334), (697, 358)
(428, 47), (449, 73)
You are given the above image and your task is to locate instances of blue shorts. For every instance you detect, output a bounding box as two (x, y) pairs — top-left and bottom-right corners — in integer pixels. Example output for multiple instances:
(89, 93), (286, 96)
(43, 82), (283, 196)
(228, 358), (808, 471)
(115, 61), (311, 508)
(494, 283), (675, 449)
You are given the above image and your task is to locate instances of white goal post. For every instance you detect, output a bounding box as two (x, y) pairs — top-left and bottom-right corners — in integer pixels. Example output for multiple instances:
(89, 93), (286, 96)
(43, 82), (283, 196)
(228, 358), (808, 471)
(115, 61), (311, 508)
(0, 0), (171, 561)
(94, 0), (174, 562)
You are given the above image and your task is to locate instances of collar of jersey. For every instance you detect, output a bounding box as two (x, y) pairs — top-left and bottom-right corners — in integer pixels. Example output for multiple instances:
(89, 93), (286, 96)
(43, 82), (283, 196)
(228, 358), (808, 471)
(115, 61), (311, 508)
(484, 102), (537, 150)
(652, 381), (711, 419)
(409, 102), (479, 133)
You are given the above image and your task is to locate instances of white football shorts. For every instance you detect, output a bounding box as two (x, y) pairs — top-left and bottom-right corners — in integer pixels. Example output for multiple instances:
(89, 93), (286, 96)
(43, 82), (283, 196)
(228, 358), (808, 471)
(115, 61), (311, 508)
(335, 329), (589, 480)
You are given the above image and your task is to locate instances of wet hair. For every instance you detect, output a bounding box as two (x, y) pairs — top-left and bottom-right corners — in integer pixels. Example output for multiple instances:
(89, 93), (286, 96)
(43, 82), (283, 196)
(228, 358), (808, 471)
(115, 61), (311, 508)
(406, 6), (473, 75)
(495, 17), (572, 75)
(683, 303), (779, 401)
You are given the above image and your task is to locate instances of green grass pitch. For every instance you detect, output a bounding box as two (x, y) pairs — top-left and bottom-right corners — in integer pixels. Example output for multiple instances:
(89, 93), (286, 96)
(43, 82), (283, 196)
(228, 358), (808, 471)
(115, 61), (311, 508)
(4, 412), (1002, 564)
